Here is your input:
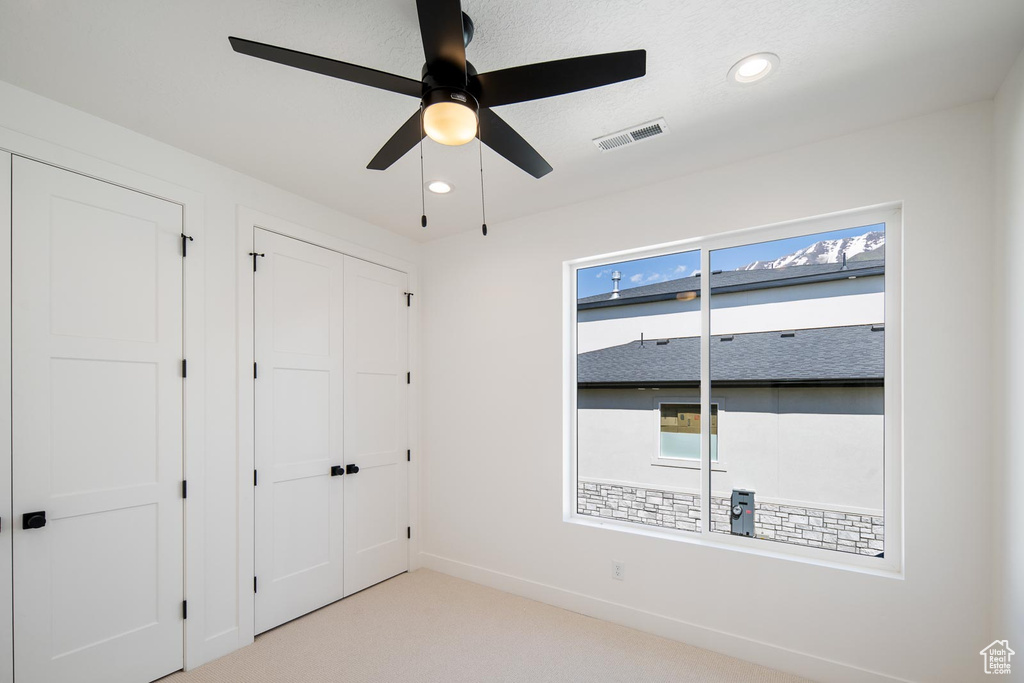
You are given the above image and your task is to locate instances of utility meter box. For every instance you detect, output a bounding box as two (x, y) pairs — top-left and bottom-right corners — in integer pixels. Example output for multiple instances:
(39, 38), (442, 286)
(730, 489), (755, 537)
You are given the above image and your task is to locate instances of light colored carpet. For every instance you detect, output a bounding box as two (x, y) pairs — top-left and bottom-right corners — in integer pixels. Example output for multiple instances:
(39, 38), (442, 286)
(163, 569), (808, 682)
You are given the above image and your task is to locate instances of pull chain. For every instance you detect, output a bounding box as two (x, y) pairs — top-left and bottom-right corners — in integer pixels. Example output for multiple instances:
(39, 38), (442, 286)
(420, 107), (427, 228)
(478, 122), (487, 237)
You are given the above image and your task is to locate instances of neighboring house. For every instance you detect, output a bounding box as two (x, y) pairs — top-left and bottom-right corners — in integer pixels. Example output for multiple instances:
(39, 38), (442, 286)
(577, 258), (884, 352)
(576, 260), (886, 555)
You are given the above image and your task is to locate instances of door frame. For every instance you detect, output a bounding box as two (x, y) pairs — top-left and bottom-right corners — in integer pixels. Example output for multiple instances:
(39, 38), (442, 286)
(235, 207), (420, 648)
(0, 131), (206, 672)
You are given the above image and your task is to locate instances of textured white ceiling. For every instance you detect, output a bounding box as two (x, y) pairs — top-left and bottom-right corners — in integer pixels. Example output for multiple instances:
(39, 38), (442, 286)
(2, 0), (1023, 241)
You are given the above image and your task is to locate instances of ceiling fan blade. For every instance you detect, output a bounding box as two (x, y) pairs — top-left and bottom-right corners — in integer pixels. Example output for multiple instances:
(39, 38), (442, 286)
(478, 108), (552, 179)
(416, 0), (467, 84)
(472, 50), (646, 107)
(367, 109), (425, 171)
(229, 36), (422, 98)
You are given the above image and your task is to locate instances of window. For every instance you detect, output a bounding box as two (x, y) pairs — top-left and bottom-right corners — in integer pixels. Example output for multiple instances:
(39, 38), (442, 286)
(659, 404), (717, 461)
(568, 206), (901, 569)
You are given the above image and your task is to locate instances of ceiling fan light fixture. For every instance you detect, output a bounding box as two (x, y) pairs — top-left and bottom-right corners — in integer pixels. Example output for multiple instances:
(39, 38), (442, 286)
(728, 52), (779, 84)
(422, 88), (479, 146)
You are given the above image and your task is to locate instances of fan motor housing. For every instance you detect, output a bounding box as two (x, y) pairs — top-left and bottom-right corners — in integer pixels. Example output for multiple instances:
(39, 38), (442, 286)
(421, 61), (477, 91)
(421, 86), (478, 113)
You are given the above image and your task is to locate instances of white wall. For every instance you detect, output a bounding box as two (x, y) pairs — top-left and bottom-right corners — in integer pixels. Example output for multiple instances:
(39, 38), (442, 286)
(993, 46), (1024, 660)
(0, 79), (419, 669)
(421, 102), (994, 681)
(578, 386), (884, 512)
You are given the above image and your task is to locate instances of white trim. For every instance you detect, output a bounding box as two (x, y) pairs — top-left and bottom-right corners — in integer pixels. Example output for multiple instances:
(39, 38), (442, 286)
(181, 170), (207, 674)
(564, 203), (902, 575)
(419, 552), (911, 683)
(235, 213), (256, 651)
(0, 151), (12, 682)
(235, 206), (421, 643)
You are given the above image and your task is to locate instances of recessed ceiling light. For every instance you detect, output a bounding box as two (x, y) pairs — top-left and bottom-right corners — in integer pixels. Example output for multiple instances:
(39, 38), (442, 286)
(728, 53), (779, 84)
(427, 180), (452, 194)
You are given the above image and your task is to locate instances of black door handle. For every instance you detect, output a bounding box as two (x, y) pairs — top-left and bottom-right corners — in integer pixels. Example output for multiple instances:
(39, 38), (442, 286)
(346, 464), (359, 475)
(23, 511), (46, 530)
(331, 465), (344, 476)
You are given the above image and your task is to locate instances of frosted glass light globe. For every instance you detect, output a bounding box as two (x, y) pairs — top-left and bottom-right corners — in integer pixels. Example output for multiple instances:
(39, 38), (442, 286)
(423, 102), (478, 146)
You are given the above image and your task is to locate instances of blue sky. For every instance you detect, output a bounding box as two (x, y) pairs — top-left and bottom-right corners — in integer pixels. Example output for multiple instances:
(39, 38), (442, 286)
(577, 223), (884, 299)
(577, 250), (699, 298)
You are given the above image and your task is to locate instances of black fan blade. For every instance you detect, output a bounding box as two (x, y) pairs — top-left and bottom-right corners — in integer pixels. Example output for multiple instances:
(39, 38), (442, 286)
(229, 37), (422, 98)
(472, 50), (646, 107)
(367, 110), (425, 170)
(416, 0), (467, 84)
(478, 108), (552, 178)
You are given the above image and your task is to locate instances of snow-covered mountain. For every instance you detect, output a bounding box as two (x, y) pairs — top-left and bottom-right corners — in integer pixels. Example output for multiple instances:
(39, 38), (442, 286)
(739, 231), (885, 270)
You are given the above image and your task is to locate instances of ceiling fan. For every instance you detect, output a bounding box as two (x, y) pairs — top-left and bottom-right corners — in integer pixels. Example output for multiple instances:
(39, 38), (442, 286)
(229, 0), (646, 179)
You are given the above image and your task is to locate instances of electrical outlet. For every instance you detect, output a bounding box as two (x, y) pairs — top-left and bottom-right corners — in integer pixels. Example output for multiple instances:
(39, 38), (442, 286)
(612, 560), (625, 581)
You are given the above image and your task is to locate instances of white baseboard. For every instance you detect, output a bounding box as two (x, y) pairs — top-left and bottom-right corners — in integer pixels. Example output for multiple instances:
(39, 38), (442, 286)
(419, 552), (910, 683)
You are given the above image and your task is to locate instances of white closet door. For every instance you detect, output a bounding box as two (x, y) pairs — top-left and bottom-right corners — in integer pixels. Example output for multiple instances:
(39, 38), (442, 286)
(12, 157), (184, 683)
(0, 152), (12, 683)
(343, 256), (408, 596)
(254, 229), (345, 634)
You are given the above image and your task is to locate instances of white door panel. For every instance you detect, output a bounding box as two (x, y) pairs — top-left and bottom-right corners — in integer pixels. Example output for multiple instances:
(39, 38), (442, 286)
(343, 257), (408, 596)
(254, 229), (345, 634)
(12, 157), (184, 683)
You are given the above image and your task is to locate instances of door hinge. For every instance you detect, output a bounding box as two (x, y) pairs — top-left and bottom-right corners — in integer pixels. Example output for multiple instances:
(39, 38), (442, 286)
(182, 359), (187, 378)
(407, 526), (411, 539)
(249, 252), (265, 272)
(254, 576), (258, 594)
(407, 449), (411, 462)
(182, 600), (188, 620)
(407, 372), (411, 385)
(254, 469), (258, 486)
(254, 362), (258, 379)
(181, 233), (194, 257)
(404, 292), (414, 306)
(182, 480), (187, 499)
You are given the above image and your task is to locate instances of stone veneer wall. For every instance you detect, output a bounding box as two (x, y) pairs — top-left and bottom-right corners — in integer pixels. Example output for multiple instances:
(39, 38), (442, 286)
(577, 480), (883, 556)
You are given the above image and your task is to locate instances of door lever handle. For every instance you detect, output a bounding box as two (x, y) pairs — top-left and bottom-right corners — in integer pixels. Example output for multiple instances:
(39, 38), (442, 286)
(23, 511), (46, 530)
(346, 464), (359, 475)
(331, 465), (344, 476)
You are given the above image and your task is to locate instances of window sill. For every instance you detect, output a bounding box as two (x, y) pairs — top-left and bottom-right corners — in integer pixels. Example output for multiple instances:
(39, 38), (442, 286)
(564, 512), (902, 578)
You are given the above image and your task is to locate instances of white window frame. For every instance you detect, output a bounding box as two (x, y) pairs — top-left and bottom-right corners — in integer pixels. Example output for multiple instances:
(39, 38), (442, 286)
(563, 203), (903, 576)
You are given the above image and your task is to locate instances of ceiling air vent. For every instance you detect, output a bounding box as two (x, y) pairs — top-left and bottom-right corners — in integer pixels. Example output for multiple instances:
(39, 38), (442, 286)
(593, 118), (669, 152)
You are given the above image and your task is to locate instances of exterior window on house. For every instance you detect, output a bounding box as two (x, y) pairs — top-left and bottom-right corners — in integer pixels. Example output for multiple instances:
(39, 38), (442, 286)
(708, 224), (886, 557)
(576, 249), (703, 532)
(660, 404), (717, 461)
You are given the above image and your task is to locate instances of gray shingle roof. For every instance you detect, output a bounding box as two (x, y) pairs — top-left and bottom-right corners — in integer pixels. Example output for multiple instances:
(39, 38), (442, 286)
(577, 324), (884, 386)
(578, 260), (884, 310)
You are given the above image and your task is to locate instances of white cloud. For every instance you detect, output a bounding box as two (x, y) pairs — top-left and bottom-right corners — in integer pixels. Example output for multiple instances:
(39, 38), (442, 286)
(645, 273), (667, 284)
(629, 273), (644, 284)
(594, 269), (612, 279)
(674, 265), (688, 275)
